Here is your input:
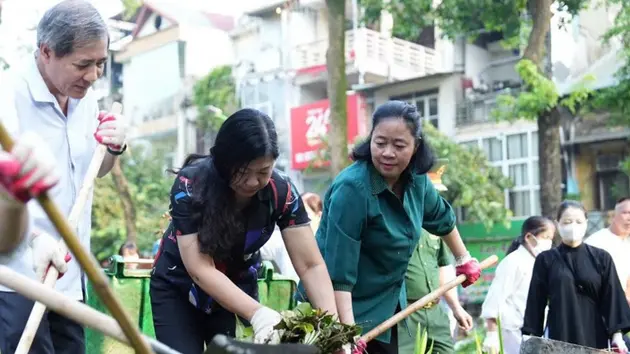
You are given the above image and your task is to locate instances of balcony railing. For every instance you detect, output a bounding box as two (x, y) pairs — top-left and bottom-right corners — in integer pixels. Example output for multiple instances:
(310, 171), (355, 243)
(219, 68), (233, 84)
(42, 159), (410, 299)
(456, 87), (522, 127)
(291, 28), (437, 80)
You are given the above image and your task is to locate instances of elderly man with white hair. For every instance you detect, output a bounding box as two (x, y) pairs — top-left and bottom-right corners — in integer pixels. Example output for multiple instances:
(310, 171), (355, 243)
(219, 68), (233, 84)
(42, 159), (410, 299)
(0, 1), (129, 352)
(585, 197), (630, 347)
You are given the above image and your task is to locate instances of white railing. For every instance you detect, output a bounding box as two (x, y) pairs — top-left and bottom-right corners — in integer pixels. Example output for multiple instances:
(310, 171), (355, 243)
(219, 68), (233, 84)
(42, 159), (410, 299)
(290, 28), (437, 79)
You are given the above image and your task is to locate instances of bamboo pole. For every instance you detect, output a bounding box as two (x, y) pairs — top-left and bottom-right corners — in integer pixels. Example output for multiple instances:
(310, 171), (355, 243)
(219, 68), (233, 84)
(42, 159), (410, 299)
(0, 105), (153, 354)
(0, 265), (179, 354)
(360, 255), (499, 343)
(15, 104), (117, 353)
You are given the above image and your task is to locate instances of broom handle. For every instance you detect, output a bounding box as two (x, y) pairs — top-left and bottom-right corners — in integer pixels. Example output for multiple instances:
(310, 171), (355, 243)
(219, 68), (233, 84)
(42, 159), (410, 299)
(0, 104), (153, 354)
(0, 265), (180, 354)
(15, 114), (113, 354)
(360, 255), (499, 343)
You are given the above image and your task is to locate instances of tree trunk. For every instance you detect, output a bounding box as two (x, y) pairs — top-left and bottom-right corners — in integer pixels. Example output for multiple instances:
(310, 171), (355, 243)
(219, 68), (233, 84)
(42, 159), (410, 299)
(538, 109), (562, 218)
(110, 159), (138, 243)
(325, 0), (348, 177)
(524, 0), (552, 66)
(523, 0), (562, 218)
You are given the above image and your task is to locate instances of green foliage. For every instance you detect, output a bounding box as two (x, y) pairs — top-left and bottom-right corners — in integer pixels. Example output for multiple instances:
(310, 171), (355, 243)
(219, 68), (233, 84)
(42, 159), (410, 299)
(570, 1), (630, 179)
(413, 326), (434, 354)
(491, 59), (595, 121)
(192, 65), (236, 131)
(497, 315), (505, 354)
(595, 0), (630, 176)
(360, 0), (586, 44)
(121, 0), (142, 20)
(423, 123), (513, 230)
(91, 144), (172, 261)
(235, 302), (360, 353)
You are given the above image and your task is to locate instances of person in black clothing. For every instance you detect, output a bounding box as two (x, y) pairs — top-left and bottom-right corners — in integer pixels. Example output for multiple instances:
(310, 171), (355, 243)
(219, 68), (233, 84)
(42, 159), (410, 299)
(522, 200), (630, 352)
(150, 109), (338, 354)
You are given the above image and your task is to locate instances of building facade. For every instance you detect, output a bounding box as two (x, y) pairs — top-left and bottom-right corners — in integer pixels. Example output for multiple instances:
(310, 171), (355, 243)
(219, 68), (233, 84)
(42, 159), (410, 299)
(112, 0), (235, 168)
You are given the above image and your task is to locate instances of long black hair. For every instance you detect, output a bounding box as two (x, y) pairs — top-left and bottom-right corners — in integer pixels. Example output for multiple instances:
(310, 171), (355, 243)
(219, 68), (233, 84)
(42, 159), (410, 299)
(351, 100), (435, 174)
(506, 216), (555, 255)
(172, 108), (279, 261)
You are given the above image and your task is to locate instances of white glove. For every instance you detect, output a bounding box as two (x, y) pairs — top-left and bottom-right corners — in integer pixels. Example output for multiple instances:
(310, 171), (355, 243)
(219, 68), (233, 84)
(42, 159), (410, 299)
(0, 132), (59, 203)
(31, 231), (68, 280)
(482, 330), (500, 353)
(94, 111), (128, 151)
(612, 332), (628, 353)
(250, 306), (282, 344)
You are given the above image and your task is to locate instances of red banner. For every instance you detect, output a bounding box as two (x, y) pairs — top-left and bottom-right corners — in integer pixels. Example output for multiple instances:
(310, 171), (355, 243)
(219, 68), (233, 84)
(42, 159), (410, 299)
(290, 93), (368, 170)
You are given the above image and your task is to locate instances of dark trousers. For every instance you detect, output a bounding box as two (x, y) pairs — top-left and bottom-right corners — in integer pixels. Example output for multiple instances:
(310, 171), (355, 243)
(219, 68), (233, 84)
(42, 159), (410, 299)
(0, 291), (85, 354)
(150, 279), (237, 354)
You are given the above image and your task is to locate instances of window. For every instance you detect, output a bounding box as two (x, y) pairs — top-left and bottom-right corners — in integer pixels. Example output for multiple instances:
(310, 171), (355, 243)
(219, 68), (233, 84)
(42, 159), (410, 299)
(509, 163), (529, 187)
(507, 133), (528, 159)
(509, 190), (531, 217)
(598, 172), (630, 210)
(240, 82), (274, 118)
(531, 132), (539, 156)
(482, 137), (502, 162)
(532, 191), (540, 215)
(390, 92), (439, 128)
(464, 130), (540, 219)
(596, 153), (630, 210)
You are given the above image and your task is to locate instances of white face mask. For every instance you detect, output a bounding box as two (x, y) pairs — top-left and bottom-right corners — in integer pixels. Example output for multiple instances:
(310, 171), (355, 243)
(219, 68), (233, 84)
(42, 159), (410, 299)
(558, 223), (588, 242)
(533, 238), (553, 253)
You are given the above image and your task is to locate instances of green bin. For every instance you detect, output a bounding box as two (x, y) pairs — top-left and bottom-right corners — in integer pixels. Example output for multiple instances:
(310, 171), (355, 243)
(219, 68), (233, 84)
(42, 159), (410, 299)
(257, 261), (298, 312)
(85, 255), (154, 354)
(85, 258), (298, 353)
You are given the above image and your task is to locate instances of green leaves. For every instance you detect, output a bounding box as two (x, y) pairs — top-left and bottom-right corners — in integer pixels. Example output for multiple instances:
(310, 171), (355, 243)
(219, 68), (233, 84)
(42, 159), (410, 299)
(491, 59), (594, 122)
(423, 122), (513, 230)
(91, 144), (173, 260)
(235, 316), (254, 341)
(413, 326), (434, 354)
(235, 302), (361, 353)
(192, 65), (237, 131)
(491, 60), (558, 122)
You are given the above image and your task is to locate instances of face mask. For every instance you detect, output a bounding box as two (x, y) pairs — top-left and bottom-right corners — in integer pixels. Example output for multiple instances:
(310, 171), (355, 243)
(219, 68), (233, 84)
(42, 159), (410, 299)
(558, 223), (587, 242)
(533, 238), (552, 253)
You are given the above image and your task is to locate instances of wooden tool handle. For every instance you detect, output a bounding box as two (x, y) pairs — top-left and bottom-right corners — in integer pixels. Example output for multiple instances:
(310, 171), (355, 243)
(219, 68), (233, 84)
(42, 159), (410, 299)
(360, 255), (499, 343)
(0, 104), (153, 354)
(15, 102), (122, 354)
(0, 265), (180, 354)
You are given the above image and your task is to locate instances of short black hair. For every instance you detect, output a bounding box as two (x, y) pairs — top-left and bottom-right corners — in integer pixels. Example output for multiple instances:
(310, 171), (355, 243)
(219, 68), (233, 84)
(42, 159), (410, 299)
(351, 100), (435, 175)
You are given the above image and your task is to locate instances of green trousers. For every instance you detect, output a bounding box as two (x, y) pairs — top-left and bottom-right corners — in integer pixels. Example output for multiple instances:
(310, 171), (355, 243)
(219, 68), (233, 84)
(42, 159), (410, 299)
(397, 306), (454, 354)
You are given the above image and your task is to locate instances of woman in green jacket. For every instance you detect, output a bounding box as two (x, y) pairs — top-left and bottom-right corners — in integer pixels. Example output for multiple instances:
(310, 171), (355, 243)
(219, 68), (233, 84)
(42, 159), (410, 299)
(299, 100), (481, 354)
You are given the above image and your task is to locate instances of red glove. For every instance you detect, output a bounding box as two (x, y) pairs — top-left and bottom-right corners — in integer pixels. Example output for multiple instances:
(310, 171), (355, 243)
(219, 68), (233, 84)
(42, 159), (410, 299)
(0, 132), (59, 203)
(351, 339), (367, 354)
(94, 111), (127, 152)
(45, 253), (73, 279)
(456, 258), (481, 288)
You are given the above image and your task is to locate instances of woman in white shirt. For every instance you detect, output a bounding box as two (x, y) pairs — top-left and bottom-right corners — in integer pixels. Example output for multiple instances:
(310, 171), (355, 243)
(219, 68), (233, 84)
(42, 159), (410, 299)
(260, 192), (323, 282)
(481, 216), (556, 354)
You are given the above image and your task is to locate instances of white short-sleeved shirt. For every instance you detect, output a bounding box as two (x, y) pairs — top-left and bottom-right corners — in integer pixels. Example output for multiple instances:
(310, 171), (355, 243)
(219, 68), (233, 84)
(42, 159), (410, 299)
(259, 227), (299, 283)
(481, 245), (536, 331)
(585, 228), (630, 292)
(0, 55), (100, 300)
